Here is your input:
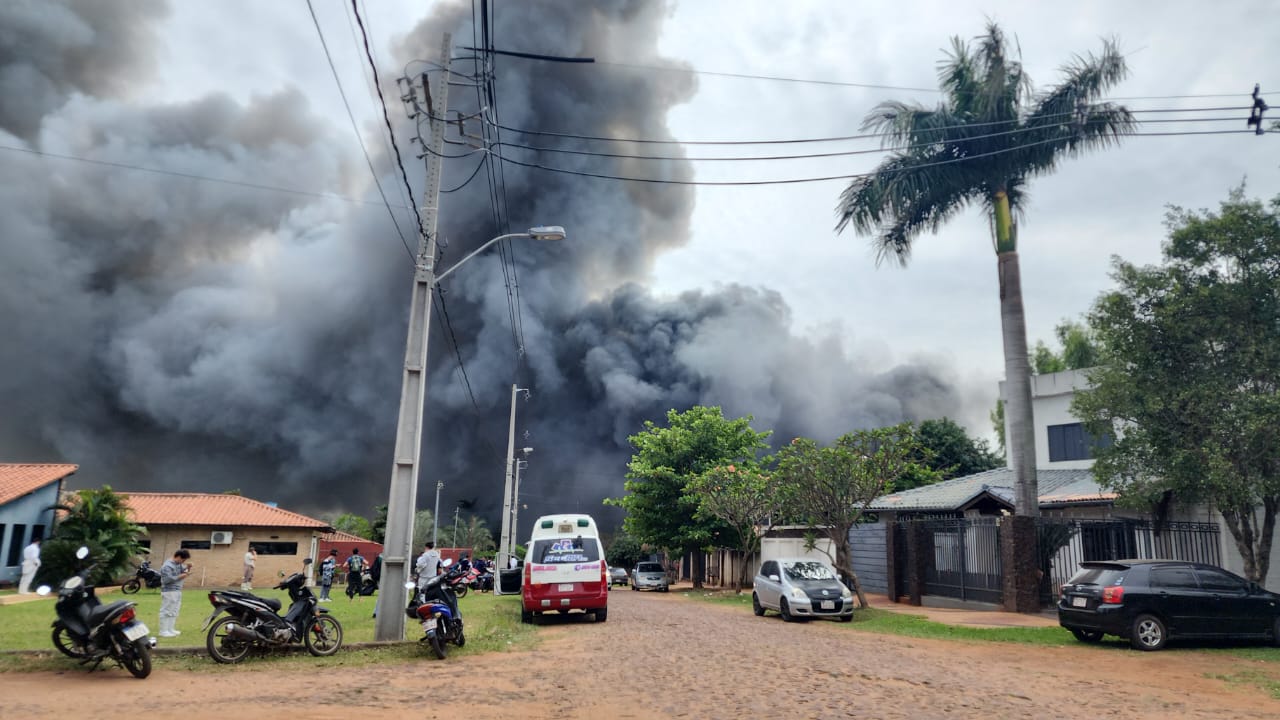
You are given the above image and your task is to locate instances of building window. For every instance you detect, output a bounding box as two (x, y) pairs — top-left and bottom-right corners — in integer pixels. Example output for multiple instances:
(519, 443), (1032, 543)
(250, 542), (299, 556)
(6, 524), (27, 566)
(1047, 423), (1113, 462)
(180, 540), (212, 550)
(31, 524), (45, 543)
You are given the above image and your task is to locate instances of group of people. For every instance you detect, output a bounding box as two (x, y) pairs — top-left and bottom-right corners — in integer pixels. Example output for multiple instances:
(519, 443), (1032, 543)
(315, 547), (384, 601)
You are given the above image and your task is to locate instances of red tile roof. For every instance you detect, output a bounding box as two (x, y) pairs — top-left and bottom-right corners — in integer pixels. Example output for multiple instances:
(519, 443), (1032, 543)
(0, 463), (77, 505)
(121, 493), (331, 529)
(321, 529), (375, 543)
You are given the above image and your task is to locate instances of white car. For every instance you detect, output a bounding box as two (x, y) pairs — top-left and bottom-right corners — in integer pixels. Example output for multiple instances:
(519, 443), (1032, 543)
(752, 558), (854, 622)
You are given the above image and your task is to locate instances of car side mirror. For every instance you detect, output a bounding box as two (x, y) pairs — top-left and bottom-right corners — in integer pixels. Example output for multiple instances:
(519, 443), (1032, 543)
(768, 574), (780, 582)
(1249, 581), (1261, 593)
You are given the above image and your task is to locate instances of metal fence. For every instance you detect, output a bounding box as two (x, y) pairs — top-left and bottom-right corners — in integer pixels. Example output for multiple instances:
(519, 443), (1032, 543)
(1037, 519), (1221, 603)
(919, 518), (1003, 604)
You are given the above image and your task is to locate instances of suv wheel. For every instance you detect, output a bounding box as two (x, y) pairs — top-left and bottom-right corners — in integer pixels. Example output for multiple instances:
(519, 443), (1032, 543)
(1130, 613), (1167, 651)
(752, 593), (766, 617)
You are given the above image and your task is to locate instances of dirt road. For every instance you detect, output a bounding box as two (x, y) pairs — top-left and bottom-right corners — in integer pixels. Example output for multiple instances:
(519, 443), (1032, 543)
(5, 588), (1279, 719)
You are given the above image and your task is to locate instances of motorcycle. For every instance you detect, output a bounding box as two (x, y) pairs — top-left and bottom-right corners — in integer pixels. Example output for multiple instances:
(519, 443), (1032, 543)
(120, 559), (162, 594)
(201, 557), (343, 663)
(37, 546), (153, 679)
(468, 567), (494, 593)
(445, 564), (477, 598)
(406, 559), (466, 659)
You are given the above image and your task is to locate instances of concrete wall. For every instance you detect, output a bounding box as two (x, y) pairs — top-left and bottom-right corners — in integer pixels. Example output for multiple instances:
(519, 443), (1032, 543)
(1001, 368), (1096, 470)
(0, 483), (61, 584)
(759, 536), (836, 566)
(141, 526), (322, 588)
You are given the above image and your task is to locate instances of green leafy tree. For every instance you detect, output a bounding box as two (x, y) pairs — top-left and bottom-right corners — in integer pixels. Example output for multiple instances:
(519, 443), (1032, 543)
(1032, 319), (1102, 374)
(835, 22), (1135, 517)
(610, 406), (771, 588)
(330, 512), (374, 540)
(48, 486), (147, 585)
(606, 532), (644, 569)
(773, 424), (935, 608)
(410, 509), (437, 552)
(896, 418), (1001, 490)
(990, 398), (1006, 458)
(688, 463), (788, 592)
(449, 515), (495, 553)
(369, 504), (387, 544)
(1074, 188), (1280, 583)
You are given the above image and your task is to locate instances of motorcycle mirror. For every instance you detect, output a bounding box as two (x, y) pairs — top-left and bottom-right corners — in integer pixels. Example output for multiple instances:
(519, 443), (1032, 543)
(440, 558), (453, 568)
(65, 576), (83, 590)
(36, 585), (52, 596)
(75, 546), (90, 560)
(403, 581), (415, 590)
(303, 558), (314, 565)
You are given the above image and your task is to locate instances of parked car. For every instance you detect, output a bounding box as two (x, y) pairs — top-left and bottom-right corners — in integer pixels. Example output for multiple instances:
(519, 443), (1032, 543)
(1057, 560), (1280, 651)
(609, 567), (629, 587)
(752, 558), (854, 622)
(631, 561), (669, 592)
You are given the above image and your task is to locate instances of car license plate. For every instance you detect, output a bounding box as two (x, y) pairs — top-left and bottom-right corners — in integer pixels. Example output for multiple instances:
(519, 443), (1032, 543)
(422, 618), (437, 632)
(558, 583), (575, 592)
(123, 623), (149, 641)
(820, 600), (835, 610)
(1071, 596), (1087, 608)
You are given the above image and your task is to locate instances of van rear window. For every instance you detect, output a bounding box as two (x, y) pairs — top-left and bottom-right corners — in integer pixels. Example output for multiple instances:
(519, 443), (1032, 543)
(531, 537), (600, 564)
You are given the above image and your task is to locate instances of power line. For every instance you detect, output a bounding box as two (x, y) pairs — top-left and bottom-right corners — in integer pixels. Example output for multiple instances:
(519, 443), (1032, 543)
(492, 129), (1272, 187)
(0, 142), (414, 210)
(304, 0), (414, 261)
(350, 0), (430, 251)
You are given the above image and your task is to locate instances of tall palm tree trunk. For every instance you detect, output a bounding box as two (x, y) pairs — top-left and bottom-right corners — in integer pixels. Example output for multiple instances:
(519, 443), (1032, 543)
(993, 191), (1039, 516)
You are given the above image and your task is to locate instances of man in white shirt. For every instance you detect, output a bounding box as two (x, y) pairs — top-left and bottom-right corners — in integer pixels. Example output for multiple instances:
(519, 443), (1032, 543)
(415, 541), (441, 589)
(18, 538), (41, 594)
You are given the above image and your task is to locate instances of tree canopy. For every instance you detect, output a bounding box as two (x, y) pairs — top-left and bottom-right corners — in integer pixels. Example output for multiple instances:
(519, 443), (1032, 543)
(1073, 188), (1280, 583)
(687, 462), (787, 592)
(897, 418), (1002, 490)
(45, 486), (147, 585)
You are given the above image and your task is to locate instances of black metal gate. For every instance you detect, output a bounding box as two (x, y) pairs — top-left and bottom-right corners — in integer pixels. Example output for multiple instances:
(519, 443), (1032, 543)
(919, 518), (1002, 604)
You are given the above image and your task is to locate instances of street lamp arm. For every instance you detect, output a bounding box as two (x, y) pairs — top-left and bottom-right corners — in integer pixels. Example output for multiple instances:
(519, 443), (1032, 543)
(433, 232), (531, 285)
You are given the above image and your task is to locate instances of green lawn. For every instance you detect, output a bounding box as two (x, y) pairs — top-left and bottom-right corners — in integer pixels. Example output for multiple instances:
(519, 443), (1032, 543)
(0, 586), (538, 672)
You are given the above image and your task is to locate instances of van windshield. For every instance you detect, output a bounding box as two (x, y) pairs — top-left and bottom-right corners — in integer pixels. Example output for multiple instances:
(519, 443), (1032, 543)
(530, 537), (600, 564)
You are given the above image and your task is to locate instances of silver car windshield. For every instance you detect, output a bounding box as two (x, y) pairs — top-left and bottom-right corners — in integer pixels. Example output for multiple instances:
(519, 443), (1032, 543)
(783, 561), (836, 581)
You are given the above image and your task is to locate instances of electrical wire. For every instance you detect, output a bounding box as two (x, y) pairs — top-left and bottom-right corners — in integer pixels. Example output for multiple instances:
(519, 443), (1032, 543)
(443, 154), (490, 193)
(350, 0), (430, 252)
(491, 129), (1272, 187)
(433, 286), (482, 415)
(304, 0), (414, 261)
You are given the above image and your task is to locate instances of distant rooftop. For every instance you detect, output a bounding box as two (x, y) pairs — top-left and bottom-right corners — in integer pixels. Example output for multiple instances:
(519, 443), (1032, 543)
(869, 467), (1114, 512)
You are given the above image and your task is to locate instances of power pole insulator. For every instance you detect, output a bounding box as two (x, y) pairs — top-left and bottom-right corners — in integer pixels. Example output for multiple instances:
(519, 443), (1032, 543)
(1247, 84), (1268, 136)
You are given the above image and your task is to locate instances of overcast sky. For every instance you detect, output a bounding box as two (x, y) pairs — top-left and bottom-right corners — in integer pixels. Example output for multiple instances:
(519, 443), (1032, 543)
(163, 0), (1278, 426)
(3, 0), (1278, 520)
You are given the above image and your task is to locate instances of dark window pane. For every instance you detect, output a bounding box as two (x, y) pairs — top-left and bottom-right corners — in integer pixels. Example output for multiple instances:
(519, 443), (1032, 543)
(6, 524), (27, 566)
(180, 540), (212, 550)
(1195, 568), (1246, 593)
(249, 542), (298, 556)
(1149, 567), (1200, 589)
(31, 525), (45, 542)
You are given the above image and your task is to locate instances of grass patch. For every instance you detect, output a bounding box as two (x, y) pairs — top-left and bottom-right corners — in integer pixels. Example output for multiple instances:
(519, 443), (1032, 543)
(0, 586), (538, 671)
(1206, 668), (1280, 699)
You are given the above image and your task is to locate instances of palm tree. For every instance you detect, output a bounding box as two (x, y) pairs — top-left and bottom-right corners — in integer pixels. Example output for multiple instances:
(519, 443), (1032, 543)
(835, 22), (1135, 516)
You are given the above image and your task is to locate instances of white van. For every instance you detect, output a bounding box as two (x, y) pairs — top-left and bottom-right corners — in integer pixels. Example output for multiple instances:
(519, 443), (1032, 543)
(521, 514), (608, 623)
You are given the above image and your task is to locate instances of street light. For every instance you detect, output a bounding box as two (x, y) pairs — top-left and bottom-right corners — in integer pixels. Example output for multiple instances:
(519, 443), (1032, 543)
(376, 226), (565, 641)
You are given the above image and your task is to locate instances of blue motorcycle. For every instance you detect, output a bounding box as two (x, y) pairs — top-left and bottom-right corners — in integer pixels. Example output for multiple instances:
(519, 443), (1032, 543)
(406, 559), (466, 659)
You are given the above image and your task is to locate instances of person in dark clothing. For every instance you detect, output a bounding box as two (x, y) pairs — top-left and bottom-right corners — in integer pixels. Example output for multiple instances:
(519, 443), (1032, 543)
(344, 549), (366, 600)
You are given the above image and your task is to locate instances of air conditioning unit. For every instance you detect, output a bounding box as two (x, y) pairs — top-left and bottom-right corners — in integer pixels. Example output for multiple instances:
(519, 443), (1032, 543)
(210, 530), (234, 545)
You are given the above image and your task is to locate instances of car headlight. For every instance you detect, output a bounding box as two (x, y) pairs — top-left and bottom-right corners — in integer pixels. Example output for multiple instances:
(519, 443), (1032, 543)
(841, 588), (853, 600)
(789, 587), (806, 599)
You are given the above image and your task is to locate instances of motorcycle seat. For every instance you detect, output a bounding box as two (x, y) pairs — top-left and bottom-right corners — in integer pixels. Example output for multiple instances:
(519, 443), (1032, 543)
(222, 590), (282, 612)
(257, 597), (283, 612)
(88, 599), (133, 626)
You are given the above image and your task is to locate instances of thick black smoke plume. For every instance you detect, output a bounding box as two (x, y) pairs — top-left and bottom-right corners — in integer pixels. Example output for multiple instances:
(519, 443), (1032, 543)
(0, 0), (976, 532)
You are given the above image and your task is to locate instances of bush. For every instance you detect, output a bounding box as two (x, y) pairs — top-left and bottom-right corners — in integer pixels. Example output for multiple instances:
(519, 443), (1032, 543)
(32, 538), (111, 589)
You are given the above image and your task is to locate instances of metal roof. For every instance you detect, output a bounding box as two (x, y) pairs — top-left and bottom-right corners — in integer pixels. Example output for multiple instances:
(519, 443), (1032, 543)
(868, 467), (1114, 512)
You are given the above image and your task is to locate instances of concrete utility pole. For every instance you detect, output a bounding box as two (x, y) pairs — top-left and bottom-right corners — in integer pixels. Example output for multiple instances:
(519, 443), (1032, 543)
(495, 383), (527, 593)
(432, 481), (443, 545)
(511, 453), (530, 559)
(375, 33), (451, 642)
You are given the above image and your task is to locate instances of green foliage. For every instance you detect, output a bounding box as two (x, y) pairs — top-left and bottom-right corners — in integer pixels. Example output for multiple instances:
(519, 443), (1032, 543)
(49, 486), (146, 585)
(1073, 188), (1280, 583)
(330, 512), (374, 540)
(606, 532), (644, 569)
(610, 406), (771, 563)
(1032, 342), (1067, 374)
(32, 537), (108, 588)
(687, 463), (787, 590)
(448, 515), (495, 552)
(990, 398), (1006, 457)
(369, 504), (387, 544)
(773, 424), (933, 606)
(896, 418), (1001, 490)
(1031, 319), (1102, 374)
(410, 509), (437, 552)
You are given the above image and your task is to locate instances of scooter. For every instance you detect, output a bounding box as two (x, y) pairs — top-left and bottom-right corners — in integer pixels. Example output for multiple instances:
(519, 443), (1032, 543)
(201, 558), (343, 663)
(406, 559), (466, 659)
(39, 546), (153, 679)
(469, 567), (494, 593)
(120, 559), (162, 594)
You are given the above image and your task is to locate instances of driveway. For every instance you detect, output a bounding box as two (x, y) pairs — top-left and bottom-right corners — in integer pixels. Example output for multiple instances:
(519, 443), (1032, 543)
(3, 587), (1278, 718)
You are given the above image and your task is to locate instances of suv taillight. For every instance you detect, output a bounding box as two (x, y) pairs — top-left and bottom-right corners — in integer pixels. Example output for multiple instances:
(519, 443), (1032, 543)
(1101, 585), (1125, 604)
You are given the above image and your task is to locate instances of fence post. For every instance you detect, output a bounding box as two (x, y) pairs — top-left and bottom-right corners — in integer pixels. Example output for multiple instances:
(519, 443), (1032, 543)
(1000, 515), (1039, 613)
(906, 520), (929, 606)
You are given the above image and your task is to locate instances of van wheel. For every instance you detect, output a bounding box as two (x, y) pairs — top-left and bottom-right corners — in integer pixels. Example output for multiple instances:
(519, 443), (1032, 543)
(594, 608), (608, 622)
(1130, 614), (1167, 651)
(520, 609), (533, 624)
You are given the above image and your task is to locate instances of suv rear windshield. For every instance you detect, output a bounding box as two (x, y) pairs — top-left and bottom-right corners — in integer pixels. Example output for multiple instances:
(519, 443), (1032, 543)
(1066, 565), (1128, 587)
(530, 537), (600, 564)
(636, 562), (664, 573)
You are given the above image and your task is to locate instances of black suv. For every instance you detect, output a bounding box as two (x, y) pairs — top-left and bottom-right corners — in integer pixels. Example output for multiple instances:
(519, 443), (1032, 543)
(1058, 560), (1280, 650)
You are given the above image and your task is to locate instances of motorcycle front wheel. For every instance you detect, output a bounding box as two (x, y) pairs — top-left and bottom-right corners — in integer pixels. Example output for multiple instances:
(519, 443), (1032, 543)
(118, 637), (152, 679)
(304, 615), (343, 657)
(206, 617), (254, 664)
(52, 624), (88, 659)
(121, 578), (142, 594)
(453, 583), (468, 599)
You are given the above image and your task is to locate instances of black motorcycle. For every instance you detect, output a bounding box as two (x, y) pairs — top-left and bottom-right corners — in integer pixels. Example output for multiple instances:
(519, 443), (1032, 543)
(406, 559), (466, 659)
(120, 559), (162, 594)
(39, 546), (153, 679)
(201, 558), (343, 663)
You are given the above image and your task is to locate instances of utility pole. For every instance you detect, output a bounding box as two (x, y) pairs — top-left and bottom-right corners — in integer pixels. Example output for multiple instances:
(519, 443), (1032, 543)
(375, 33), (450, 642)
(432, 481), (443, 545)
(495, 383), (527, 593)
(511, 456), (529, 559)
(452, 506), (460, 547)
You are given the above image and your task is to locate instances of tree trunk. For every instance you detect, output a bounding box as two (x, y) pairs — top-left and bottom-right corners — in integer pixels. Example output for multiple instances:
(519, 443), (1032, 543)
(836, 531), (868, 608)
(1221, 499), (1278, 583)
(995, 237), (1039, 517)
(692, 550), (704, 589)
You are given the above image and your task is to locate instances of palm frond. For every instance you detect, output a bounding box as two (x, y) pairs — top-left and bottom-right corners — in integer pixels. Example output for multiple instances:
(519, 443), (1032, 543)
(860, 100), (936, 147)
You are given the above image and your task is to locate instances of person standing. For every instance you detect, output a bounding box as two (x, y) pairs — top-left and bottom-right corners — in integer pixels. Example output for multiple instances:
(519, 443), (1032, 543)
(415, 541), (441, 589)
(18, 538), (41, 594)
(318, 548), (338, 601)
(344, 548), (365, 600)
(241, 547), (257, 591)
(158, 549), (191, 638)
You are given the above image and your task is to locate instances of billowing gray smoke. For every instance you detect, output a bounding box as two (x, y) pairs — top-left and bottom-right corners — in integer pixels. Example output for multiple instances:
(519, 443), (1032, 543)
(0, 0), (975, 530)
